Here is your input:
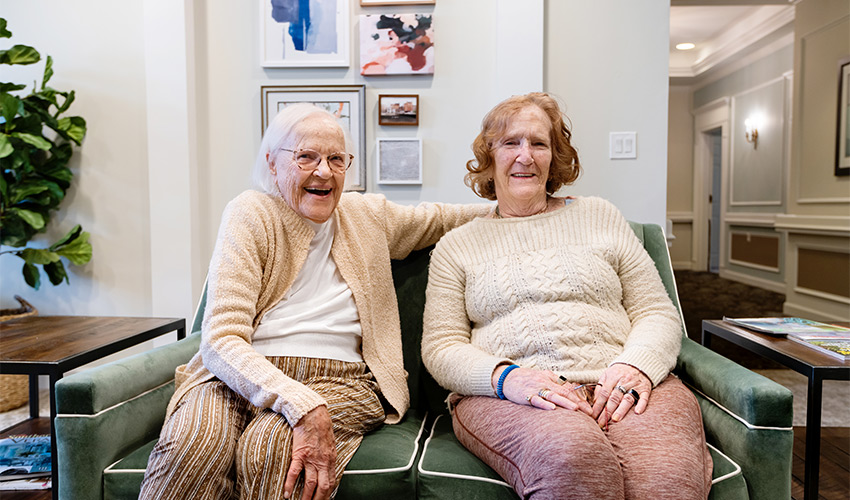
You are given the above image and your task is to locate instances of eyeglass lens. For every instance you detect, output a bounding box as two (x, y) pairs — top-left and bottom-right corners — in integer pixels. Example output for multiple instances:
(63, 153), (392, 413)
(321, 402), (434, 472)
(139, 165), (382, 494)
(289, 149), (352, 171)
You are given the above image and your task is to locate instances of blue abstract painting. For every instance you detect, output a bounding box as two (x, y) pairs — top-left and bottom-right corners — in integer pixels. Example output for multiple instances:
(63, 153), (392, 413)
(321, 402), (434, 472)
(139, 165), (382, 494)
(262, 0), (349, 67)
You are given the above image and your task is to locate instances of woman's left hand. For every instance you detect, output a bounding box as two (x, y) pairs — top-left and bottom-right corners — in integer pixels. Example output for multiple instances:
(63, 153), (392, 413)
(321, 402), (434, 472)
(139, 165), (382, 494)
(591, 363), (651, 428)
(285, 405), (336, 500)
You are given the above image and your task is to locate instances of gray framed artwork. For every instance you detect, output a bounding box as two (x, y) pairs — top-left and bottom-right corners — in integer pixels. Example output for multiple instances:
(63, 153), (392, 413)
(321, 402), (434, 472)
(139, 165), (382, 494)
(376, 138), (422, 184)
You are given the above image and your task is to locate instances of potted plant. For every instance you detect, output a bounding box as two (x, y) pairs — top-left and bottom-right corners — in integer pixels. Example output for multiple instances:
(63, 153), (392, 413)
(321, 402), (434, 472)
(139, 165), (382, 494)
(0, 17), (92, 291)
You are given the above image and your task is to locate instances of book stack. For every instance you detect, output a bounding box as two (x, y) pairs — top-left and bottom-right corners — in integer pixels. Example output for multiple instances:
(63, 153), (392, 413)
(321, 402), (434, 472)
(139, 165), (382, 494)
(0, 434), (51, 491)
(723, 317), (850, 360)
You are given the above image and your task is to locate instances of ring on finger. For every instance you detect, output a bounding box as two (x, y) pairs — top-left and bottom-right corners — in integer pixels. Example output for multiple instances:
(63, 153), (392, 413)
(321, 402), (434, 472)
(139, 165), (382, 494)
(626, 389), (641, 403)
(525, 394), (533, 402)
(538, 388), (552, 399)
(616, 385), (628, 395)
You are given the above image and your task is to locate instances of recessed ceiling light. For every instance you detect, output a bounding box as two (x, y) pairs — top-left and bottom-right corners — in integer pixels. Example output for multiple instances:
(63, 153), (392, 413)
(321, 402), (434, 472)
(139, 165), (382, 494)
(676, 42), (695, 51)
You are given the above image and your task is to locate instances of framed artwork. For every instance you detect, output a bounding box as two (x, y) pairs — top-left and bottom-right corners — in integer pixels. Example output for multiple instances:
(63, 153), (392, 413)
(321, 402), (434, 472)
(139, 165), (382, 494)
(836, 57), (850, 176)
(360, 14), (434, 75)
(360, 0), (434, 5)
(261, 85), (366, 191)
(377, 138), (422, 184)
(378, 94), (419, 126)
(260, 0), (350, 67)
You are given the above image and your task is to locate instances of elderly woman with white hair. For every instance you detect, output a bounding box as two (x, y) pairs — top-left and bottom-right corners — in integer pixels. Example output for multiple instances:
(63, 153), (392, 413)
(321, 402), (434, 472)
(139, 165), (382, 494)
(139, 103), (487, 500)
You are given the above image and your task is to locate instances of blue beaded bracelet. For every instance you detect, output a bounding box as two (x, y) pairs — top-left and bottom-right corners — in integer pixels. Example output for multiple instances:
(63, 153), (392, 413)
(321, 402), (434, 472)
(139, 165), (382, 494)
(496, 364), (520, 400)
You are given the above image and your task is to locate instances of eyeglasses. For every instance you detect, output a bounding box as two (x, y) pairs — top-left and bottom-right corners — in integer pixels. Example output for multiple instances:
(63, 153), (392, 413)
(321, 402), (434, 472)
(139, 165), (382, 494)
(280, 148), (353, 173)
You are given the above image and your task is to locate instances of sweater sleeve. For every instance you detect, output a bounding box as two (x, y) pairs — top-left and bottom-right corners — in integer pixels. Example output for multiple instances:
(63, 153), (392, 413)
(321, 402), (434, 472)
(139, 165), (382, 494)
(199, 193), (327, 426)
(422, 234), (512, 397)
(600, 202), (682, 386)
(361, 194), (491, 259)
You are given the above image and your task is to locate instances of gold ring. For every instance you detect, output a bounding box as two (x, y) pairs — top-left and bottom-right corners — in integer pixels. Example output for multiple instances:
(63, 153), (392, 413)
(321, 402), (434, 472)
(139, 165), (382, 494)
(538, 388), (551, 399)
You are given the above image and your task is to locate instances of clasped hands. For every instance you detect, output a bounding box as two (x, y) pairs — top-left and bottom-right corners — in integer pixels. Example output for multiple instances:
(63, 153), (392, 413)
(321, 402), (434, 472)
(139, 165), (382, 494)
(492, 363), (651, 428)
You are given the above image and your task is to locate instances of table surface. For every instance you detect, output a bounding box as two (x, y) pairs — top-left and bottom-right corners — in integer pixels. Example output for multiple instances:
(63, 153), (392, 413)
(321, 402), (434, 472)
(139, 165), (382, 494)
(0, 316), (184, 365)
(702, 319), (850, 371)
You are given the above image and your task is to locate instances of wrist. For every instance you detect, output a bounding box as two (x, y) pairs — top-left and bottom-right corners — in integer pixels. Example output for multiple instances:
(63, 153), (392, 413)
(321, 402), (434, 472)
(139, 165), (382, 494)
(495, 364), (520, 400)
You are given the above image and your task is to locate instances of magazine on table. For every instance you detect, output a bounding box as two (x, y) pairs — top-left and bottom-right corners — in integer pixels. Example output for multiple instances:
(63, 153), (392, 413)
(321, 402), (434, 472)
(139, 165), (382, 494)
(0, 434), (51, 482)
(722, 317), (850, 336)
(786, 333), (850, 360)
(0, 477), (51, 490)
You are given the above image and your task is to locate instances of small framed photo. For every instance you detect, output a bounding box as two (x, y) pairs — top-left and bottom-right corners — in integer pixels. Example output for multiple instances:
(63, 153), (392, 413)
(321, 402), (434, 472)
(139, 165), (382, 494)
(378, 94), (419, 126)
(261, 85), (366, 191)
(377, 138), (422, 184)
(260, 0), (350, 68)
(360, 0), (434, 5)
(836, 56), (850, 176)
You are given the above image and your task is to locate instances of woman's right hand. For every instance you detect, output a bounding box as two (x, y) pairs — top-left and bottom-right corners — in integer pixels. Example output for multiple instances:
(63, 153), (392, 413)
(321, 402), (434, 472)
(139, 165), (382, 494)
(285, 405), (336, 500)
(492, 365), (593, 414)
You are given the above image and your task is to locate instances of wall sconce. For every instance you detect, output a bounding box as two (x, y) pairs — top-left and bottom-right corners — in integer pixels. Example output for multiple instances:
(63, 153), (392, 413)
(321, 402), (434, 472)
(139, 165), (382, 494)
(744, 117), (759, 149)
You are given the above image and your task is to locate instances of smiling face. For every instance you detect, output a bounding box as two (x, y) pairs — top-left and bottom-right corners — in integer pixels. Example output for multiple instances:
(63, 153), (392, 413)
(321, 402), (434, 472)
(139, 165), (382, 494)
(268, 114), (347, 223)
(491, 105), (553, 211)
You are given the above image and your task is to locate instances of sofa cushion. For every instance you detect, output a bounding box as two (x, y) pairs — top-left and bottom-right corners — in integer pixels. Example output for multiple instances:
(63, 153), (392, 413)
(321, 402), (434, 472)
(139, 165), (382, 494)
(337, 410), (426, 499)
(102, 411), (427, 500)
(707, 443), (748, 500)
(416, 414), (517, 500)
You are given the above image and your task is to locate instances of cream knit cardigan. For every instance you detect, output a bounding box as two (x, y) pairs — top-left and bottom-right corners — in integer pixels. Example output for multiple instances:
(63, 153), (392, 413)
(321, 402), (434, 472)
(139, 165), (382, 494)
(422, 197), (682, 398)
(168, 190), (488, 427)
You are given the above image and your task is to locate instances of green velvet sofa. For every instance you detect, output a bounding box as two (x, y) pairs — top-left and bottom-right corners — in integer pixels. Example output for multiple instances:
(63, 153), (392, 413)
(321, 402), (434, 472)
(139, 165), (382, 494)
(54, 222), (794, 500)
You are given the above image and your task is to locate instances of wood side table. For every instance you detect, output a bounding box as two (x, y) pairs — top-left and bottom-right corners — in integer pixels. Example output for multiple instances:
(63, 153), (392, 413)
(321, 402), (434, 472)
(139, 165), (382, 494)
(0, 316), (185, 494)
(701, 319), (850, 500)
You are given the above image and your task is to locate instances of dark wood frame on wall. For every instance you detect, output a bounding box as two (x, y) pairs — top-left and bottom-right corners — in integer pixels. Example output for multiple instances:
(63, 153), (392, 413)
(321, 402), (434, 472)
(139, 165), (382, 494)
(378, 94), (420, 126)
(836, 56), (850, 176)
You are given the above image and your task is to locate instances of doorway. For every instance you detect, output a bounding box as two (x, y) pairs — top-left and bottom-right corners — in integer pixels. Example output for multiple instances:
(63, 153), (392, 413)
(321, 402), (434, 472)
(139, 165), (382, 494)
(708, 128), (722, 273)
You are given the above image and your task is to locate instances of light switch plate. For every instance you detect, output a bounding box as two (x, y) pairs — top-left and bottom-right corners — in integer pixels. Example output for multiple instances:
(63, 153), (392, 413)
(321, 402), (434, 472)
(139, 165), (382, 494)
(609, 132), (637, 159)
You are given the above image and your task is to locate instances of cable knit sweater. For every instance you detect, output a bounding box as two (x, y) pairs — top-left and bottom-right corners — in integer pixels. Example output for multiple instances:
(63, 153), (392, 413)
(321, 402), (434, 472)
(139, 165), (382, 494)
(167, 190), (488, 427)
(422, 196), (682, 398)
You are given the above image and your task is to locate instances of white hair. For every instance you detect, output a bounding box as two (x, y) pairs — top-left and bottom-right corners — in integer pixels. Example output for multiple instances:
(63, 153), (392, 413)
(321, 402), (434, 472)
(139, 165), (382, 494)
(252, 103), (355, 194)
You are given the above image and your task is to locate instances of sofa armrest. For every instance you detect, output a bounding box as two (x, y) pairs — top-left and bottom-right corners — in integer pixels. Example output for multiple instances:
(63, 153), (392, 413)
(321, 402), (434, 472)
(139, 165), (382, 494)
(676, 338), (794, 500)
(55, 333), (200, 500)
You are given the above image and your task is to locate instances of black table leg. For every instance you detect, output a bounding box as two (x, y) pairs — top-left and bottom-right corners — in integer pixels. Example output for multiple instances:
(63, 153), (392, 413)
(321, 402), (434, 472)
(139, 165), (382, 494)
(803, 373), (823, 500)
(28, 373), (39, 418)
(49, 370), (62, 494)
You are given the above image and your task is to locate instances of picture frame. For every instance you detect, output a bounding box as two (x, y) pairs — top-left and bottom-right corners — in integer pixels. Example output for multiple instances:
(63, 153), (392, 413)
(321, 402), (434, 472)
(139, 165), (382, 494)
(359, 14), (435, 75)
(836, 56), (850, 176)
(360, 0), (434, 5)
(261, 85), (366, 191)
(378, 94), (419, 126)
(260, 0), (350, 68)
(377, 138), (422, 184)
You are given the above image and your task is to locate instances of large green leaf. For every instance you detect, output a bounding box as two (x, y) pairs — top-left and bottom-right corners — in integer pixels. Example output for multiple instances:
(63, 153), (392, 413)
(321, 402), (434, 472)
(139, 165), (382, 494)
(0, 133), (12, 158)
(55, 89), (74, 115)
(10, 181), (50, 204)
(22, 261), (40, 289)
(20, 247), (60, 265)
(0, 19), (11, 39)
(44, 260), (68, 285)
(11, 132), (51, 150)
(9, 207), (45, 230)
(0, 93), (24, 124)
(0, 82), (28, 93)
(56, 116), (86, 144)
(54, 230), (91, 265)
(49, 224), (82, 250)
(0, 44), (40, 65)
(42, 55), (53, 88)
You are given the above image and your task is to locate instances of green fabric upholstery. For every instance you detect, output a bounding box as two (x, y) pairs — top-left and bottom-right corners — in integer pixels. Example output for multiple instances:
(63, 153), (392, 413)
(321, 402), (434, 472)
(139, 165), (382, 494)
(54, 222), (792, 500)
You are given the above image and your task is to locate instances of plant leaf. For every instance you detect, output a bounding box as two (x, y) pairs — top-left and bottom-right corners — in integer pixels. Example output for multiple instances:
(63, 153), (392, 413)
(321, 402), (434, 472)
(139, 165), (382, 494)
(0, 133), (12, 158)
(56, 116), (86, 144)
(49, 224), (82, 250)
(42, 55), (53, 88)
(0, 93), (23, 124)
(9, 207), (45, 230)
(54, 230), (92, 265)
(44, 260), (68, 285)
(0, 44), (40, 65)
(0, 19), (11, 39)
(20, 247), (60, 265)
(10, 181), (50, 204)
(22, 261), (41, 289)
(0, 82), (27, 93)
(11, 132), (51, 150)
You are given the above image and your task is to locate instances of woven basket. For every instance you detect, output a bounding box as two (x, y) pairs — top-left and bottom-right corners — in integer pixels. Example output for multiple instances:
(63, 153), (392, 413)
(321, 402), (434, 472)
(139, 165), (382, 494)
(0, 296), (38, 413)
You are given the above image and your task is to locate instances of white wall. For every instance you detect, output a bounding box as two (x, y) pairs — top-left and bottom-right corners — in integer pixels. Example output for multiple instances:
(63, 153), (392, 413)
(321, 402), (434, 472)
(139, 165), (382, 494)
(1, 0), (671, 327)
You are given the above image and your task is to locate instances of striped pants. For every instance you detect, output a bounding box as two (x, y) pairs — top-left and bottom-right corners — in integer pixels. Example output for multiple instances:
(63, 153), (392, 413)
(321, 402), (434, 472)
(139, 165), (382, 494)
(139, 357), (386, 500)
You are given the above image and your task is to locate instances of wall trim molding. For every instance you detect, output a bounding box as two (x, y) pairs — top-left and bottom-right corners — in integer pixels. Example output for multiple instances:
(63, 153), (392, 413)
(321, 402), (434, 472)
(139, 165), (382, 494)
(668, 211), (694, 223)
(719, 268), (786, 294)
(783, 301), (850, 322)
(775, 214), (850, 236)
(724, 212), (777, 227)
(796, 197), (850, 204)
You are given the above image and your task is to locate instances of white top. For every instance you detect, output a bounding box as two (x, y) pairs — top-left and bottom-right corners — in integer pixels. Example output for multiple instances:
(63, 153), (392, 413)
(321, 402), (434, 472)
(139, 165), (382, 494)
(252, 215), (364, 362)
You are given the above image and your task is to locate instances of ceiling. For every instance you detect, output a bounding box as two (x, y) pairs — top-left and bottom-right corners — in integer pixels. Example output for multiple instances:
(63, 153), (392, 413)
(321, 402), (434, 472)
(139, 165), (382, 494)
(669, 1), (796, 82)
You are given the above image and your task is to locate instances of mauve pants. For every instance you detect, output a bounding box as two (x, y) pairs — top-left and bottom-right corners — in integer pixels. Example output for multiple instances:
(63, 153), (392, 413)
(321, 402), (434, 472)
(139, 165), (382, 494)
(450, 375), (713, 500)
